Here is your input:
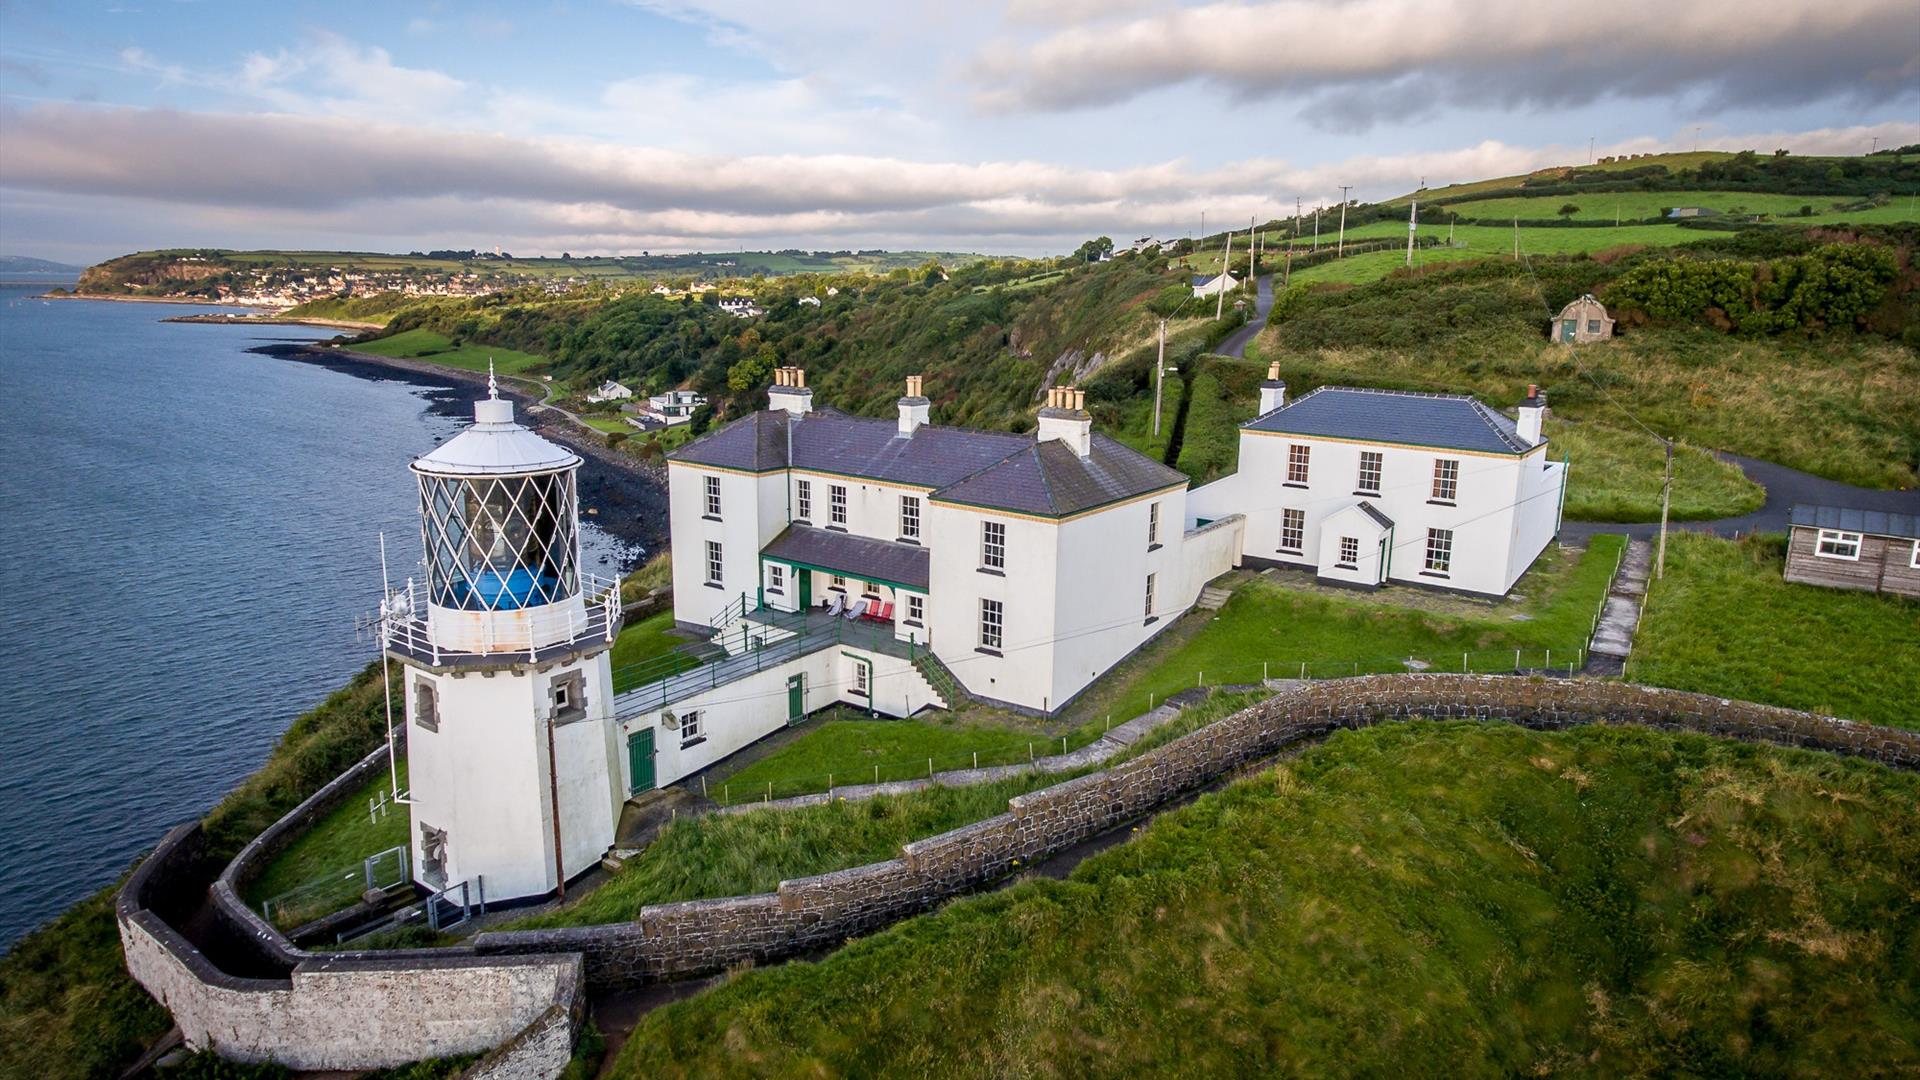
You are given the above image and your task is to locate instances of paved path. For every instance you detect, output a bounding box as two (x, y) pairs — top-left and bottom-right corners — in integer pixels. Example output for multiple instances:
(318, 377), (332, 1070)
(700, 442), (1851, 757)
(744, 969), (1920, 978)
(1586, 539), (1652, 676)
(1563, 451), (1920, 542)
(1214, 274), (1274, 359)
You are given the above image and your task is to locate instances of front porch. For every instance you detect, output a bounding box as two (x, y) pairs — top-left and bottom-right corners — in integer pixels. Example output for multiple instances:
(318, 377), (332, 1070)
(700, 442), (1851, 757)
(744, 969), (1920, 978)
(758, 524), (931, 648)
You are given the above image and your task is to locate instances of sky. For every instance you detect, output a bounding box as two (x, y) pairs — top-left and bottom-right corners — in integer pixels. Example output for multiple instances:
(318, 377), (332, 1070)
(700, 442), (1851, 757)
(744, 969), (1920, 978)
(0, 0), (1915, 262)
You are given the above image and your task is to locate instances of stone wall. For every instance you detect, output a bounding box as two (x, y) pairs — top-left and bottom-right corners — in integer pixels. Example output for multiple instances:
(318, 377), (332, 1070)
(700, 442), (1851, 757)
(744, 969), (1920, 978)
(472, 675), (1919, 991)
(118, 822), (586, 1072)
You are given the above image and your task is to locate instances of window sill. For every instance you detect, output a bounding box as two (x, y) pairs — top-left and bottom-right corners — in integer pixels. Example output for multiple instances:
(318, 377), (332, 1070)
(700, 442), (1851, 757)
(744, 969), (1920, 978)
(793, 518), (811, 526)
(1147, 543), (1163, 552)
(1283, 481), (1308, 489)
(1278, 548), (1303, 556)
(1418, 570), (1450, 579)
(1335, 564), (1357, 571)
(701, 514), (722, 523)
(1427, 499), (1456, 508)
(975, 646), (1002, 657)
(897, 537), (921, 546)
(766, 588), (784, 596)
(902, 619), (923, 628)
(1143, 615), (1159, 626)
(826, 524), (848, 532)
(679, 736), (707, 750)
(1352, 490), (1381, 498)
(703, 581), (725, 590)
(977, 567), (1005, 577)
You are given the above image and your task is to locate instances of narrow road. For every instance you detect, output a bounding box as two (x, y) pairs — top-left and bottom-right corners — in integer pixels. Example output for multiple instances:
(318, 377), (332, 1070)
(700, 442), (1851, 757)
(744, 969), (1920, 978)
(1563, 452), (1920, 542)
(1214, 274), (1275, 359)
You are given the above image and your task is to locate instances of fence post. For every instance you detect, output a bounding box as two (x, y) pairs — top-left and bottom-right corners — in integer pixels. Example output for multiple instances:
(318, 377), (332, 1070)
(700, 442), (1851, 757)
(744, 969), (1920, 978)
(1515, 648), (1521, 671)
(928, 758), (934, 778)
(1545, 648), (1551, 670)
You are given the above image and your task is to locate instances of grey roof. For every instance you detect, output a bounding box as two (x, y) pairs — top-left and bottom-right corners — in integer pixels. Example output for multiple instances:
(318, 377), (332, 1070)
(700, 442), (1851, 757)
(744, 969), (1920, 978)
(762, 525), (929, 589)
(933, 434), (1189, 517)
(1789, 504), (1919, 541)
(1246, 386), (1537, 455)
(672, 409), (1186, 517)
(1357, 502), (1394, 529)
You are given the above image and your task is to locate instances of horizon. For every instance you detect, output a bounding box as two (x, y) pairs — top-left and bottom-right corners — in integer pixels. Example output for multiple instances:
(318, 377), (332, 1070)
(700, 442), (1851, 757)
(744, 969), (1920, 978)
(2, 1), (1917, 263)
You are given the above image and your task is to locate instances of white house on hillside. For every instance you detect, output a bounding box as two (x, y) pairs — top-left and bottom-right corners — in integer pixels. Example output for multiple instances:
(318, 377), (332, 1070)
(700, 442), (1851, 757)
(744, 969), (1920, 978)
(717, 297), (763, 318)
(587, 380), (634, 403)
(1191, 271), (1240, 297)
(643, 389), (706, 426)
(1188, 366), (1566, 597)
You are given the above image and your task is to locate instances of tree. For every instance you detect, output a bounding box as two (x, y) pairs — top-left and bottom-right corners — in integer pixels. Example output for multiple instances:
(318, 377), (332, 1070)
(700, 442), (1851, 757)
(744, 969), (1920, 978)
(1073, 236), (1115, 263)
(1557, 204), (1580, 221)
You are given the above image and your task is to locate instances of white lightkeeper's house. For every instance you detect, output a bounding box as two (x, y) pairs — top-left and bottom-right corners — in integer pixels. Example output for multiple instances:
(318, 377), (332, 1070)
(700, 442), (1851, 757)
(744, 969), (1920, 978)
(1188, 366), (1566, 597)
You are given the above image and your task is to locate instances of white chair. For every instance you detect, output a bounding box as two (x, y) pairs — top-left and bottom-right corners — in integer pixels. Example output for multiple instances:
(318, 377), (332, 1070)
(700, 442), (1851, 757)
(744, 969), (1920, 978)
(844, 598), (869, 620)
(824, 593), (845, 617)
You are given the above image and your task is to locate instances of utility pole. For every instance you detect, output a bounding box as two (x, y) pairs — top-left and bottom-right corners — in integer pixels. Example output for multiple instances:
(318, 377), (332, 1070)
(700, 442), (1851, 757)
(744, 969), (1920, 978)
(1656, 439), (1673, 579)
(1152, 318), (1167, 438)
(1200, 209), (1206, 243)
(1588, 136), (1594, 164)
(1336, 185), (1351, 256)
(545, 710), (566, 902)
(1405, 200), (1417, 267)
(1512, 216), (1520, 260)
(1216, 229), (1233, 322)
(1248, 215), (1257, 289)
(1313, 205), (1320, 252)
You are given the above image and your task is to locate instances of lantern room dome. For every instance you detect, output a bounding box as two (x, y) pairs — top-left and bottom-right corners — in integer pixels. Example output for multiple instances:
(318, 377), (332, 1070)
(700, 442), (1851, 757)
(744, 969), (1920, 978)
(412, 386), (581, 478)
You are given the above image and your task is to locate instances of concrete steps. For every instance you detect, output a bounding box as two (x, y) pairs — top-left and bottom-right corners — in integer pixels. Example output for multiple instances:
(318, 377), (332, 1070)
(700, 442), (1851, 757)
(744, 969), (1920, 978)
(1587, 539), (1653, 674)
(1196, 585), (1233, 610)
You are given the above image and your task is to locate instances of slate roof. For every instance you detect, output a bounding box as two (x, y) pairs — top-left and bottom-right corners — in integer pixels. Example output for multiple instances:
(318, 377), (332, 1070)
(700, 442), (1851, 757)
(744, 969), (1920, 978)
(1789, 504), (1919, 541)
(1357, 502), (1394, 529)
(670, 409), (1187, 517)
(762, 525), (930, 589)
(1246, 386), (1537, 455)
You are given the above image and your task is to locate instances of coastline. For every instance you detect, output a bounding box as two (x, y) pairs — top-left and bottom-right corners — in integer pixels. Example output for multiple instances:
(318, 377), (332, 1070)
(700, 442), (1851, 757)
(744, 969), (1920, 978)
(252, 342), (671, 559)
(163, 312), (384, 331)
(38, 290), (281, 308)
(38, 290), (385, 332)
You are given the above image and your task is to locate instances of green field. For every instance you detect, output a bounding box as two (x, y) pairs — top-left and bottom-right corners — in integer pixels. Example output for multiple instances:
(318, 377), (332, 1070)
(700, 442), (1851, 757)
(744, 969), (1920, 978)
(580, 415), (634, 436)
(616, 721), (1920, 1077)
(1629, 533), (1920, 728)
(351, 327), (548, 374)
(1441, 190), (1865, 222)
(1548, 419), (1764, 522)
(1392, 152), (1744, 203)
(715, 715), (1073, 800)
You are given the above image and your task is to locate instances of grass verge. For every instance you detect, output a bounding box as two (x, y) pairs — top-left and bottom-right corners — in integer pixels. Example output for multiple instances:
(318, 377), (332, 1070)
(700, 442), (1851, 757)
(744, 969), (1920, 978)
(352, 328), (547, 375)
(243, 761), (410, 929)
(1628, 533), (1920, 727)
(713, 713), (1070, 800)
(614, 721), (1920, 1077)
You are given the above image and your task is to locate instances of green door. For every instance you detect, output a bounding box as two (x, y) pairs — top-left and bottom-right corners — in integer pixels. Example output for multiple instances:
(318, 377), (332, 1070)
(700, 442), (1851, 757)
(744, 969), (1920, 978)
(796, 566), (812, 610)
(627, 729), (655, 794)
(787, 673), (806, 724)
(1560, 318), (1577, 342)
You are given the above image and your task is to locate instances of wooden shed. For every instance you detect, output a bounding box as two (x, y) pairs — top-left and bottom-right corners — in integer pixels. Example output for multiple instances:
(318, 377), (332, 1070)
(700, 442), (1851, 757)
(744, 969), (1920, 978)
(1782, 504), (1920, 598)
(1551, 294), (1614, 344)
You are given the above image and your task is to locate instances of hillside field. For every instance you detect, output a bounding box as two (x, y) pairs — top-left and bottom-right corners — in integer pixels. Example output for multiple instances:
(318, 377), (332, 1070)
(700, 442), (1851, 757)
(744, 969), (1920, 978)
(615, 721), (1920, 1077)
(349, 327), (548, 375)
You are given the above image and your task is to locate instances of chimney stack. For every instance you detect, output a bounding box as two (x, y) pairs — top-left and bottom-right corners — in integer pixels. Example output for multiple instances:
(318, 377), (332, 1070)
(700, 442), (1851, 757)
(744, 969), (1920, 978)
(897, 374), (929, 437)
(1037, 385), (1092, 457)
(768, 366), (813, 416)
(1258, 361), (1288, 415)
(1516, 383), (1546, 445)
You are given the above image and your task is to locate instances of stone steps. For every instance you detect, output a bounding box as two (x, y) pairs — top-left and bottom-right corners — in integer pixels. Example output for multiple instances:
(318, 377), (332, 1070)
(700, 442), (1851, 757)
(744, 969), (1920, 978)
(1586, 539), (1654, 672)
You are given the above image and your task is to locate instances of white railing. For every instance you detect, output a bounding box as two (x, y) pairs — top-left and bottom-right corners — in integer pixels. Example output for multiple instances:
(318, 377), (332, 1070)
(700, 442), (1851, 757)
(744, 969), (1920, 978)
(378, 572), (621, 663)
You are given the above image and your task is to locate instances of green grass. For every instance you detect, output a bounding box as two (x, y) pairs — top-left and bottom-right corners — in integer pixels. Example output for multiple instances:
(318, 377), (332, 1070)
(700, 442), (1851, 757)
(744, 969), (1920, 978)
(1442, 190), (1868, 223)
(353, 327), (547, 374)
(579, 415), (633, 435)
(1094, 536), (1623, 722)
(497, 774), (1072, 930)
(1550, 419), (1764, 522)
(609, 609), (686, 692)
(615, 721), (1920, 1077)
(1629, 533), (1920, 728)
(715, 714), (1068, 800)
(243, 761), (409, 926)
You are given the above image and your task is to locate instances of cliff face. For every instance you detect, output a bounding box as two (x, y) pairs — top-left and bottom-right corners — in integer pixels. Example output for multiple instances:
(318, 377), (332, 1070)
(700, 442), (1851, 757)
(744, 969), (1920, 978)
(78, 253), (231, 294)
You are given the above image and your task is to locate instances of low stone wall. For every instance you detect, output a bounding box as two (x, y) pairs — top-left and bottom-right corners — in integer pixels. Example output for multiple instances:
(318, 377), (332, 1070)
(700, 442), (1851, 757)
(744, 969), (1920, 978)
(473, 675), (1919, 990)
(117, 822), (585, 1072)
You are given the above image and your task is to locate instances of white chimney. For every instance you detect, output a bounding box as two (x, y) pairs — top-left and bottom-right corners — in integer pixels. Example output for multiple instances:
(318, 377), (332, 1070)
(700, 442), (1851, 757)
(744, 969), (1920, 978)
(897, 374), (929, 437)
(1037, 386), (1092, 457)
(1258, 361), (1287, 415)
(1517, 383), (1546, 445)
(768, 366), (813, 416)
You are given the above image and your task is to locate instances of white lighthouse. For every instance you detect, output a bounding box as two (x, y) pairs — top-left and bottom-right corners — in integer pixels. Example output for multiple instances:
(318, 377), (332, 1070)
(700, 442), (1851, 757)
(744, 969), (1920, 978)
(381, 373), (623, 905)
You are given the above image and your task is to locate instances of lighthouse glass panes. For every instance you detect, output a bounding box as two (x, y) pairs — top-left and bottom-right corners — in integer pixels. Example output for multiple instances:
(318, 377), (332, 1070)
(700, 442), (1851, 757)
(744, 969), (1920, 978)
(417, 470), (580, 611)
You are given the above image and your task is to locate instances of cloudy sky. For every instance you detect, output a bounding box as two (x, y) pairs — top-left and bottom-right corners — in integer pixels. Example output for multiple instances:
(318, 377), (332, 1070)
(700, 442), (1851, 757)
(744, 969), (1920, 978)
(1, 0), (1915, 262)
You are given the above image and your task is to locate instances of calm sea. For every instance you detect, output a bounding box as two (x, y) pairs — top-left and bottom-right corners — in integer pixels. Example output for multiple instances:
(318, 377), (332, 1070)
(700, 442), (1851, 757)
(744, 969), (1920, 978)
(0, 288), (635, 947)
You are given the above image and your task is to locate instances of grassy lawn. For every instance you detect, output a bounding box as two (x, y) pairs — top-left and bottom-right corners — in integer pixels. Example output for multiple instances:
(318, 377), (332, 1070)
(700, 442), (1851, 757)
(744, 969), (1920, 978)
(714, 713), (1075, 801)
(609, 609), (686, 692)
(497, 773), (1072, 930)
(1086, 536), (1624, 722)
(616, 721), (1920, 1077)
(1444, 190), (1865, 222)
(352, 327), (547, 374)
(1549, 419), (1763, 522)
(1629, 533), (1920, 728)
(580, 415), (634, 436)
(244, 761), (410, 929)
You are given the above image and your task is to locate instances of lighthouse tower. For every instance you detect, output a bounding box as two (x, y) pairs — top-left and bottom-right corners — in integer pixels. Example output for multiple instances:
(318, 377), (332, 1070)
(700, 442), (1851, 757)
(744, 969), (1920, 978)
(381, 373), (622, 904)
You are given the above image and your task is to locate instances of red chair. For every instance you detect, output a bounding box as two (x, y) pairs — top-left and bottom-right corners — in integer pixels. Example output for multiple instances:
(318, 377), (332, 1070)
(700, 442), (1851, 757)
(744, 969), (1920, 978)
(869, 601), (894, 623)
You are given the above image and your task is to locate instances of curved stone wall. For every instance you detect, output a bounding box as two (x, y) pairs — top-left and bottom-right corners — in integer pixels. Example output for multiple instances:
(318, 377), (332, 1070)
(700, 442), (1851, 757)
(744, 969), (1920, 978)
(470, 675), (1918, 990)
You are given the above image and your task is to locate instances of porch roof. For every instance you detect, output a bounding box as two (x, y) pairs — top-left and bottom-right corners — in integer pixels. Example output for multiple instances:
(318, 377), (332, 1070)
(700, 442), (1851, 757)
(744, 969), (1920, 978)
(761, 524), (930, 591)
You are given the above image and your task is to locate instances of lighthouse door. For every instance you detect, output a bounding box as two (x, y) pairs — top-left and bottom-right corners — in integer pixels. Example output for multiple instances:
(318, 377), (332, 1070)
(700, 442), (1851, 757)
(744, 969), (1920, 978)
(627, 729), (656, 794)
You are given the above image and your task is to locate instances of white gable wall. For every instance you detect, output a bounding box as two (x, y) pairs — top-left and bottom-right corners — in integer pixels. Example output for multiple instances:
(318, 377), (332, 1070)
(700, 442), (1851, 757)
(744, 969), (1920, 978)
(926, 503), (1059, 711)
(667, 462), (787, 628)
(1047, 491), (1186, 711)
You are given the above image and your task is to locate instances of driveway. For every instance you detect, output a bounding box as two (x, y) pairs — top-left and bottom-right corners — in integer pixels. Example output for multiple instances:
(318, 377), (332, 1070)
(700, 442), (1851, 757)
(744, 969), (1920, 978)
(1563, 452), (1920, 541)
(1214, 274), (1274, 359)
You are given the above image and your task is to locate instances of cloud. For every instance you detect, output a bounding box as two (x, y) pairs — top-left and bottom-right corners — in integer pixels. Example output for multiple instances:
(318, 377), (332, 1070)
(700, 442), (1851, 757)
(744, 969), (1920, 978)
(967, 0), (1920, 124)
(2, 102), (1914, 256)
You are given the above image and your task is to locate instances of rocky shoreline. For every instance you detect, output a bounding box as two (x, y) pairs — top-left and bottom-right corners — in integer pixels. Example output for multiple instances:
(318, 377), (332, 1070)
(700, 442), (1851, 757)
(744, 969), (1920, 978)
(251, 342), (671, 562)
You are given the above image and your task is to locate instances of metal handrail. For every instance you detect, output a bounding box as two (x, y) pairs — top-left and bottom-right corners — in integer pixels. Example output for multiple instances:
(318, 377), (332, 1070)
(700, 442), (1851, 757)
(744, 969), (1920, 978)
(378, 572), (621, 662)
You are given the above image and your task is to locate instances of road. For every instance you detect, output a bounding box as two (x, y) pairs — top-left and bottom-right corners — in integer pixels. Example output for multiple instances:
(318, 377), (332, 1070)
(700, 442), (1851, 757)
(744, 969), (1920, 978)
(1214, 274), (1274, 359)
(1564, 452), (1920, 542)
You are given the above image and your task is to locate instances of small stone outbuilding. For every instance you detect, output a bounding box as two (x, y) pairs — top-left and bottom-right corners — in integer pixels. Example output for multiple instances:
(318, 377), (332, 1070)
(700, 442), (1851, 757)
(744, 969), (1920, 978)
(1552, 294), (1614, 343)
(1783, 504), (1920, 598)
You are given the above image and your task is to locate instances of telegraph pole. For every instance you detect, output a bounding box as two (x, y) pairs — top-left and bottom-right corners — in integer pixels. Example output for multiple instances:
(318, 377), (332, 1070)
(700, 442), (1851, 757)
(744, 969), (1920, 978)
(1153, 319), (1167, 438)
(1216, 229), (1233, 321)
(1405, 200), (1417, 267)
(1656, 439), (1673, 580)
(1248, 215), (1257, 290)
(1312, 205), (1320, 252)
(1337, 185), (1351, 256)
